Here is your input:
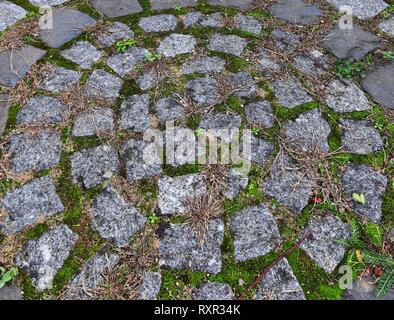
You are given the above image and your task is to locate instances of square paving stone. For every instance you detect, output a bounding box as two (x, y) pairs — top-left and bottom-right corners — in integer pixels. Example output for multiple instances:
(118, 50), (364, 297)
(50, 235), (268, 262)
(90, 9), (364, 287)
(119, 94), (150, 132)
(231, 204), (282, 262)
(0, 94), (10, 136)
(39, 66), (81, 93)
(64, 248), (119, 300)
(264, 154), (312, 214)
(325, 79), (371, 113)
(91, 187), (147, 247)
(235, 14), (262, 34)
(207, 0), (253, 9)
(15, 224), (78, 291)
(120, 139), (163, 182)
(85, 69), (122, 101)
(326, 0), (388, 20)
(257, 49), (282, 74)
(137, 68), (168, 91)
(271, 28), (301, 53)
(293, 50), (328, 77)
(106, 47), (148, 77)
(150, 0), (197, 10)
(283, 109), (331, 153)
(242, 135), (274, 165)
(164, 126), (197, 167)
(91, 0), (142, 18)
(256, 258), (305, 300)
(158, 34), (197, 57)
(271, 76), (313, 109)
(70, 144), (120, 189)
(339, 119), (383, 155)
(361, 61), (394, 110)
(227, 72), (257, 99)
(322, 24), (380, 61)
(299, 214), (350, 273)
(181, 56), (226, 75)
(154, 95), (186, 122)
(8, 131), (61, 173)
(379, 16), (394, 37)
(208, 34), (247, 57)
(40, 8), (96, 48)
(245, 100), (275, 128)
(95, 22), (134, 48)
(192, 282), (234, 300)
(185, 76), (221, 107)
(199, 112), (242, 144)
(29, 0), (69, 5)
(0, 45), (46, 87)
(183, 11), (225, 28)
(223, 168), (248, 200)
(0, 176), (64, 236)
(158, 219), (224, 274)
(157, 174), (207, 215)
(72, 108), (115, 137)
(0, 1), (26, 32)
(61, 41), (103, 70)
(137, 271), (162, 300)
(139, 14), (178, 32)
(17, 96), (64, 125)
(268, 0), (323, 25)
(341, 164), (387, 223)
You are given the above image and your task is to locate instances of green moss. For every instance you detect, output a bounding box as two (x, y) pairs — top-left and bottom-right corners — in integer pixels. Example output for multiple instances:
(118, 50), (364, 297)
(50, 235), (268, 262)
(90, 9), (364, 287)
(274, 101), (319, 122)
(163, 163), (202, 177)
(73, 135), (105, 151)
(20, 272), (40, 300)
(4, 105), (21, 136)
(25, 223), (49, 240)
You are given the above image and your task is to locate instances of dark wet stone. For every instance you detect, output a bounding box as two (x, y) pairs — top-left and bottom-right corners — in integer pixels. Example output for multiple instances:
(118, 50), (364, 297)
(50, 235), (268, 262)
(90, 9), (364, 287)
(72, 108), (115, 137)
(245, 100), (275, 128)
(95, 22), (134, 48)
(181, 56), (226, 75)
(361, 61), (394, 109)
(61, 41), (103, 70)
(193, 282), (235, 300)
(138, 271), (162, 300)
(183, 11), (225, 28)
(17, 96), (64, 125)
(158, 34), (197, 58)
(40, 8), (96, 48)
(339, 119), (383, 155)
(154, 95), (185, 122)
(91, 186), (146, 247)
(227, 72), (257, 99)
(91, 0), (142, 18)
(341, 164), (387, 223)
(119, 94), (150, 132)
(8, 131), (62, 173)
(271, 28), (301, 53)
(271, 76), (312, 109)
(185, 76), (220, 107)
(139, 14), (178, 32)
(70, 144), (120, 189)
(256, 258), (305, 300)
(150, 0), (197, 10)
(299, 214), (350, 273)
(106, 47), (148, 77)
(208, 33), (247, 56)
(0, 176), (64, 236)
(0, 45), (46, 87)
(322, 24), (380, 62)
(39, 66), (81, 93)
(231, 204), (282, 262)
(264, 154), (312, 214)
(158, 219), (224, 274)
(0, 94), (10, 136)
(207, 0), (253, 9)
(85, 69), (122, 101)
(0, 284), (22, 300)
(0, 1), (26, 32)
(326, 0), (388, 20)
(268, 0), (323, 25)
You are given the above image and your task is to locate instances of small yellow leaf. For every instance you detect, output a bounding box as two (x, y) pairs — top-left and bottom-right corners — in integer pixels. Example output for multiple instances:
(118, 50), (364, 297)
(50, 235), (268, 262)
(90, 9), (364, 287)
(356, 250), (363, 262)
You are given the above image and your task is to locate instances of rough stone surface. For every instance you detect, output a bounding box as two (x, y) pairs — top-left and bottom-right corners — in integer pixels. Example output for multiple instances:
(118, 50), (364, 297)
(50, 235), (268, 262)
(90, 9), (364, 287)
(283, 109), (331, 153)
(257, 49), (282, 73)
(326, 0), (388, 20)
(268, 0), (323, 25)
(293, 50), (328, 77)
(91, 0), (142, 18)
(256, 258), (305, 300)
(339, 119), (383, 155)
(137, 68), (167, 91)
(70, 144), (120, 189)
(0, 45), (46, 87)
(271, 76), (313, 109)
(323, 24), (380, 61)
(223, 168), (249, 200)
(207, 0), (253, 9)
(85, 69), (122, 101)
(341, 164), (387, 223)
(158, 219), (224, 274)
(235, 14), (262, 34)
(208, 34), (247, 56)
(185, 76), (220, 107)
(0, 284), (22, 300)
(227, 72), (257, 99)
(271, 28), (301, 53)
(120, 139), (163, 182)
(138, 272), (162, 300)
(15, 224), (78, 291)
(158, 34), (197, 57)
(0, 94), (10, 136)
(39, 66), (81, 93)
(8, 132), (61, 173)
(343, 276), (394, 300)
(29, 0), (68, 5)
(72, 108), (115, 137)
(163, 126), (197, 167)
(192, 282), (235, 300)
(264, 154), (312, 214)
(61, 41), (103, 70)
(0, 1), (26, 32)
(325, 80), (371, 113)
(199, 112), (242, 144)
(40, 8), (96, 48)
(245, 100), (275, 128)
(300, 214), (350, 273)
(91, 187), (146, 247)
(361, 61), (394, 110)
(150, 0), (197, 10)
(96, 22), (134, 48)
(157, 174), (207, 215)
(154, 95), (185, 122)
(17, 96), (64, 125)
(0, 176), (64, 236)
(106, 47), (148, 77)
(379, 16), (394, 37)
(181, 56), (226, 75)
(231, 204), (282, 262)
(65, 249), (119, 300)
(120, 94), (150, 132)
(139, 14), (178, 32)
(243, 135), (274, 165)
(183, 12), (225, 28)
